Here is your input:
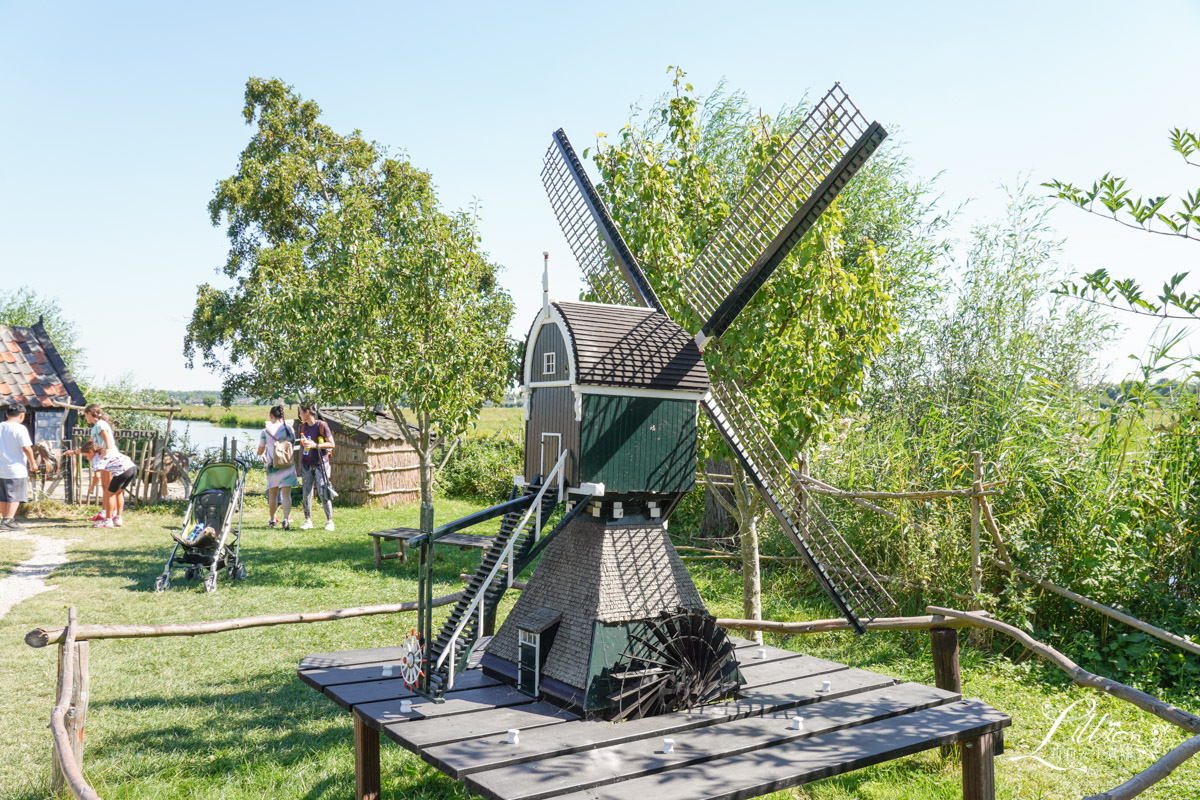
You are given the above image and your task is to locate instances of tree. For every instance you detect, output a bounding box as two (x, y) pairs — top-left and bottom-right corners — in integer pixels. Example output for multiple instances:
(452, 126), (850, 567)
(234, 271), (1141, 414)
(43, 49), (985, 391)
(186, 78), (516, 510)
(0, 286), (84, 376)
(1046, 127), (1200, 320)
(591, 68), (935, 628)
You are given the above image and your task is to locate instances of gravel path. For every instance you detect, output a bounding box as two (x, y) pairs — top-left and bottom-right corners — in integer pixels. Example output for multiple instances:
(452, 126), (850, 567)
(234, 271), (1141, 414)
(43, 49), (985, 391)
(0, 526), (71, 620)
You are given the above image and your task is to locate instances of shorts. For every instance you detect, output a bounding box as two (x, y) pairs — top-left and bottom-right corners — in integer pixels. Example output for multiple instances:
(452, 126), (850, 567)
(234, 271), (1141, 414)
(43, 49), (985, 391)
(108, 467), (137, 494)
(0, 477), (29, 503)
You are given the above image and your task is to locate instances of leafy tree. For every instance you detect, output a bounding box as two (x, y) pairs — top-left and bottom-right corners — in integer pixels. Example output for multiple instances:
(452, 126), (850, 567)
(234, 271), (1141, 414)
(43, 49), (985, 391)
(591, 68), (937, 627)
(0, 286), (84, 376)
(1046, 127), (1200, 320)
(186, 78), (516, 509)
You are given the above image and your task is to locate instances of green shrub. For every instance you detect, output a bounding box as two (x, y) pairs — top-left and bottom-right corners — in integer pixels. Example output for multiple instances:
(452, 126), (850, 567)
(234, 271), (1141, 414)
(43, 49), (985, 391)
(439, 433), (523, 502)
(218, 412), (239, 428)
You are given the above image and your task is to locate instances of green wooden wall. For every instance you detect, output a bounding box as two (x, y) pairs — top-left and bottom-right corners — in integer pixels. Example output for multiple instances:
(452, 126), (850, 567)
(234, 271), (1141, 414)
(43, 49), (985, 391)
(579, 394), (697, 494)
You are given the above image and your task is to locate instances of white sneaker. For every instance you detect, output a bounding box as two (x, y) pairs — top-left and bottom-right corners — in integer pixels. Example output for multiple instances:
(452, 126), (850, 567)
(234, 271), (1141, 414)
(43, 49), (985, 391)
(324, 520), (335, 531)
(300, 519), (313, 530)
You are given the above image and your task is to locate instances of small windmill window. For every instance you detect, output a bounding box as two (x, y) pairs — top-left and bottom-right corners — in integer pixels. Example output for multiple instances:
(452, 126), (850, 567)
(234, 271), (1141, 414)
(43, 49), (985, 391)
(518, 629), (540, 695)
(543, 352), (556, 375)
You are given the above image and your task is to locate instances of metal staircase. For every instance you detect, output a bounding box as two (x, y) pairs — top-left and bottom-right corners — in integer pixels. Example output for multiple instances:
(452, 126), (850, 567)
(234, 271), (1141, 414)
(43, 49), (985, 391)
(703, 377), (894, 633)
(419, 450), (570, 697)
(426, 485), (562, 694)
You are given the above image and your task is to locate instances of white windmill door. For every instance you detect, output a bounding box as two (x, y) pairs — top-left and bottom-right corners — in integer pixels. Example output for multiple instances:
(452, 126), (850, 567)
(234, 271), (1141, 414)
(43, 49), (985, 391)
(540, 433), (561, 481)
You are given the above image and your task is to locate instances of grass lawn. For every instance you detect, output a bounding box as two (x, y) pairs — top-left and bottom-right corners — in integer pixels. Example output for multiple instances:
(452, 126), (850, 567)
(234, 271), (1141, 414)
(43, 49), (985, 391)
(1, 492), (1196, 799)
(172, 405), (525, 437)
(0, 535), (35, 580)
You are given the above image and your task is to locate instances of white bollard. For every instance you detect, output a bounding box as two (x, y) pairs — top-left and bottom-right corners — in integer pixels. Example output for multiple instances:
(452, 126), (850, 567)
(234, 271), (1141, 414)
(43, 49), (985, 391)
(507, 729), (520, 745)
(381, 665), (394, 677)
(790, 716), (804, 731)
(755, 648), (767, 660)
(663, 738), (675, 754)
(400, 699), (413, 713)
(818, 680), (831, 693)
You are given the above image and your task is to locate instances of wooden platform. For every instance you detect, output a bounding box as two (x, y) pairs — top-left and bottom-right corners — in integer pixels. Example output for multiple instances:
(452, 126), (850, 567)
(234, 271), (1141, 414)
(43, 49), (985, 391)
(299, 638), (1010, 800)
(368, 527), (495, 567)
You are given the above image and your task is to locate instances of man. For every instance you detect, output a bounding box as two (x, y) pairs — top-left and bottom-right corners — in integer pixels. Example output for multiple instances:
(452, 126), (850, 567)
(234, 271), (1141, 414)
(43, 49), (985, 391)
(0, 403), (35, 531)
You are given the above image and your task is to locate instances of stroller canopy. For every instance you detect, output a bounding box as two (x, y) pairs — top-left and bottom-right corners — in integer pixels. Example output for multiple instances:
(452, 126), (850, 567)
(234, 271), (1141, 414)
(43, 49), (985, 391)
(192, 463), (242, 495)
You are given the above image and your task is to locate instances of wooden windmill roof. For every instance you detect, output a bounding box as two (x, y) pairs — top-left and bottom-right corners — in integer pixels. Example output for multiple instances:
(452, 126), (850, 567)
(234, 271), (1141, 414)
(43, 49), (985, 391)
(0, 321), (85, 409)
(552, 301), (709, 393)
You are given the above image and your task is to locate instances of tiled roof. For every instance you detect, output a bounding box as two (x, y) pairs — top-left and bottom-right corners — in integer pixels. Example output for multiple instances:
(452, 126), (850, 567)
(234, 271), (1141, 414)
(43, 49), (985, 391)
(0, 324), (80, 408)
(553, 301), (710, 393)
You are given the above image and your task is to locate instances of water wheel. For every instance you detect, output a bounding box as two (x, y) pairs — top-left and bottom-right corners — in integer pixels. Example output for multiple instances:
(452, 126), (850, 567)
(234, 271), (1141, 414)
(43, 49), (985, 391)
(606, 610), (740, 721)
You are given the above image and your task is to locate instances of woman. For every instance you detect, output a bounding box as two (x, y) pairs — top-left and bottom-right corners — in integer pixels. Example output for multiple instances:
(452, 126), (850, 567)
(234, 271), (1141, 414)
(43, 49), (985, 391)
(84, 404), (121, 527)
(296, 402), (335, 531)
(76, 440), (136, 528)
(257, 405), (298, 529)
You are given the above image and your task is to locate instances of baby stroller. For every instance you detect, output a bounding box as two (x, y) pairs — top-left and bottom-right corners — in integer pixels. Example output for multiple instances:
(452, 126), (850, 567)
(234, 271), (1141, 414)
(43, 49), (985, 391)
(154, 459), (248, 593)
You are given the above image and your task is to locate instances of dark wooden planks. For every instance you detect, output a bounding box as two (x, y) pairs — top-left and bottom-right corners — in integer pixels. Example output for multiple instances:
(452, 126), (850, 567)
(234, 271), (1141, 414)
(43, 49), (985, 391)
(737, 653), (844, 689)
(733, 643), (816, 667)
(299, 646), (408, 671)
(389, 701), (579, 753)
(325, 670), (501, 712)
(355, 685), (535, 731)
(465, 683), (960, 800)
(426, 667), (897, 779)
(546, 700), (1011, 800)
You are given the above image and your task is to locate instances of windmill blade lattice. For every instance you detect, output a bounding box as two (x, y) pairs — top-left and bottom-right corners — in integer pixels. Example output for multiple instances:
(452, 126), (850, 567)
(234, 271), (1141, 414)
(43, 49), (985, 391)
(684, 84), (887, 341)
(541, 129), (661, 311)
(703, 377), (894, 632)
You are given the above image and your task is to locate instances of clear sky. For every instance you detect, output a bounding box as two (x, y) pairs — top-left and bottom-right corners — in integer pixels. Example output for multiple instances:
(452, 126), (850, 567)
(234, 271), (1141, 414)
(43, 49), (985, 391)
(1, 1), (1197, 391)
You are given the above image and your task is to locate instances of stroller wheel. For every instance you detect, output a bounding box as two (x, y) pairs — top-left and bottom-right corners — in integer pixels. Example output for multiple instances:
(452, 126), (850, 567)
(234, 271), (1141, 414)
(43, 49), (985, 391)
(203, 572), (218, 593)
(154, 575), (170, 593)
(229, 563), (246, 581)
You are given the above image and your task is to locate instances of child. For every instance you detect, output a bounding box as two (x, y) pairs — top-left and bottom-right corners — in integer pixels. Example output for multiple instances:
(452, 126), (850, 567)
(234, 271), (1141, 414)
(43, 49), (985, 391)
(75, 440), (136, 528)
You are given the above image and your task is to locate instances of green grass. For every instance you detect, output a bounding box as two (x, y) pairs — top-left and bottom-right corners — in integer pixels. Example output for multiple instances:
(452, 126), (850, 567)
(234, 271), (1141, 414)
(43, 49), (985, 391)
(0, 535), (34, 579)
(172, 404), (524, 438)
(0, 497), (1196, 799)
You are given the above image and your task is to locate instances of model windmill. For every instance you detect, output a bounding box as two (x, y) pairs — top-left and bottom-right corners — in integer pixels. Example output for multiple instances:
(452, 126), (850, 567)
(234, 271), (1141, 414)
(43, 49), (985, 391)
(413, 84), (894, 721)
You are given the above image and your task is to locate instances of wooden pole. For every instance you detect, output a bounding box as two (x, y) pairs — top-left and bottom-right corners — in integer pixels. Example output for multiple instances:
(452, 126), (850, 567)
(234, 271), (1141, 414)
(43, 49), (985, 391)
(49, 608), (100, 800)
(353, 711), (381, 800)
(930, 627), (962, 757)
(716, 613), (985, 635)
(970, 451), (983, 598)
(961, 731), (997, 800)
(27, 593), (463, 648)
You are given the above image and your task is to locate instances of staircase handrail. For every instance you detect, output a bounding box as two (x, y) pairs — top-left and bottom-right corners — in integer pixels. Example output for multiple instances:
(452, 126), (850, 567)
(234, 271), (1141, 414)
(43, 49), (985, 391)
(433, 448), (569, 674)
(407, 494), (534, 550)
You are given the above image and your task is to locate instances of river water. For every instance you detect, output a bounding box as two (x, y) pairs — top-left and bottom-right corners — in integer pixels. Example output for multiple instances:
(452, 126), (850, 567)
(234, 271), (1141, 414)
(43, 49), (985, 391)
(172, 419), (259, 457)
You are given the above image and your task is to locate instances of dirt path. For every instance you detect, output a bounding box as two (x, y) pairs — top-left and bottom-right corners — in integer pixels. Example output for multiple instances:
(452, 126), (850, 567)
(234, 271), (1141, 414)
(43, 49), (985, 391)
(0, 526), (71, 619)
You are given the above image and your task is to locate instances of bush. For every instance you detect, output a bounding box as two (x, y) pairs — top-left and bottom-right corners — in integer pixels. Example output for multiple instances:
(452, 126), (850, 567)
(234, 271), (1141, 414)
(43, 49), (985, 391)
(439, 433), (523, 502)
(218, 412), (239, 428)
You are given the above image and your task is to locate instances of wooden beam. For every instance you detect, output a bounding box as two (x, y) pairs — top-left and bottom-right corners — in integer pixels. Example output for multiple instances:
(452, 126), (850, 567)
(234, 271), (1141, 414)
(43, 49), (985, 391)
(962, 731), (997, 800)
(26, 593), (462, 648)
(716, 614), (985, 635)
(1082, 734), (1200, 800)
(48, 608), (100, 800)
(930, 627), (961, 757)
(354, 710), (381, 800)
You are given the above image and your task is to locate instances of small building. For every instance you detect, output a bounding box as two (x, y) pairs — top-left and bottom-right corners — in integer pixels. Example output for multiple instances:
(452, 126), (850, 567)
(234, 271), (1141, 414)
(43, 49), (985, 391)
(521, 299), (709, 496)
(320, 407), (420, 506)
(0, 319), (85, 453)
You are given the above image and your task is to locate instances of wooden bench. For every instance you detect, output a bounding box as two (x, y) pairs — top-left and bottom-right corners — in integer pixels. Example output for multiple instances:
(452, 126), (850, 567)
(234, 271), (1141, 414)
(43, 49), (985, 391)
(298, 637), (1010, 800)
(368, 527), (496, 568)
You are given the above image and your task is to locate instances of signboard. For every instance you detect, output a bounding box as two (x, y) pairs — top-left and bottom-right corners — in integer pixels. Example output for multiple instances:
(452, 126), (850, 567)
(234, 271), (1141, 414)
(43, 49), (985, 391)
(71, 427), (158, 441)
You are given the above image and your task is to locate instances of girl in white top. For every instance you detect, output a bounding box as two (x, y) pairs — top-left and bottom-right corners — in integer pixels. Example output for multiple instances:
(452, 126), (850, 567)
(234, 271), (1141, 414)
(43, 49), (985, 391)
(81, 404), (123, 527)
(72, 440), (137, 529)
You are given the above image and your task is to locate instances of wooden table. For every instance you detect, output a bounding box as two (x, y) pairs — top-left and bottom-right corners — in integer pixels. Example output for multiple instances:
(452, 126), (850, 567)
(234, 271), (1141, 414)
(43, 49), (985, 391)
(368, 527), (496, 567)
(299, 638), (1010, 800)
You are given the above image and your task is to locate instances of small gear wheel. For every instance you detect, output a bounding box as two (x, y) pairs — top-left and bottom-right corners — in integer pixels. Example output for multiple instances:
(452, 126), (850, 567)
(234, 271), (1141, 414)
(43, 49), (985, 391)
(398, 628), (424, 689)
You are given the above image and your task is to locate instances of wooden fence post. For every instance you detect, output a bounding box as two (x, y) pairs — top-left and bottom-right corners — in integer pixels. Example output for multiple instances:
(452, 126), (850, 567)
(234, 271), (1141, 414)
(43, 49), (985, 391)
(51, 621), (90, 793)
(962, 731), (997, 800)
(930, 627), (962, 757)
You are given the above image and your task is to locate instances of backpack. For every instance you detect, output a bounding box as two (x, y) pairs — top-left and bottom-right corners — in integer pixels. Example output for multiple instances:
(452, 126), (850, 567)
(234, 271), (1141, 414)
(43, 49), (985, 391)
(266, 426), (294, 470)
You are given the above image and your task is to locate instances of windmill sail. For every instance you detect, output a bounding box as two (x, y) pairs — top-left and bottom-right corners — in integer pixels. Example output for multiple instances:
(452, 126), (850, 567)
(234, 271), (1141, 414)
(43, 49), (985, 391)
(703, 378), (893, 632)
(541, 128), (661, 311)
(683, 84), (887, 342)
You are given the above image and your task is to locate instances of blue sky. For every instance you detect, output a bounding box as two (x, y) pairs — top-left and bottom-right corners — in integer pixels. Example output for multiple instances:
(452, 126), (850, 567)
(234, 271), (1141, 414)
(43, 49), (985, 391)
(1, 1), (1197, 390)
